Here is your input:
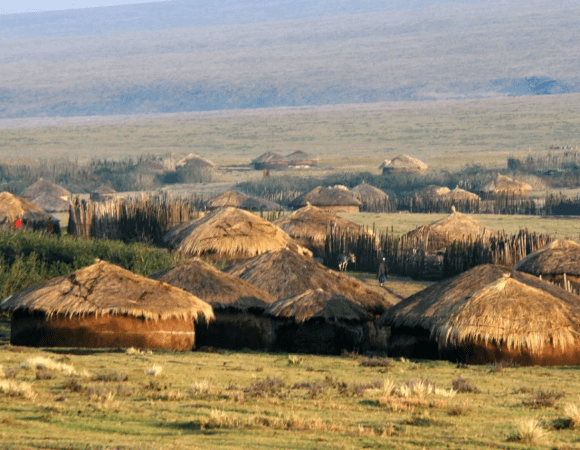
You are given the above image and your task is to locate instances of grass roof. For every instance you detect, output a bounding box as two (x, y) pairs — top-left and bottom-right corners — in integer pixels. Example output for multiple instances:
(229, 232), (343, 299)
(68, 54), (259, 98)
(443, 187), (480, 202)
(0, 260), (214, 322)
(21, 178), (70, 200)
(482, 174), (532, 196)
(414, 185), (451, 200)
(176, 153), (215, 169)
(225, 249), (396, 315)
(274, 204), (362, 246)
(150, 257), (275, 312)
(163, 207), (312, 259)
(429, 209), (495, 241)
(379, 264), (580, 354)
(352, 182), (390, 203)
(289, 186), (362, 208)
(29, 192), (70, 213)
(0, 192), (55, 225)
(515, 239), (580, 276)
(206, 190), (283, 211)
(265, 288), (371, 323)
(385, 154), (428, 171)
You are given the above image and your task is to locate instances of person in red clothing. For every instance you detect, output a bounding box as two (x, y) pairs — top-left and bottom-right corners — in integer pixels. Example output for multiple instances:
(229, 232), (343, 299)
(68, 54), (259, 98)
(13, 217), (22, 229)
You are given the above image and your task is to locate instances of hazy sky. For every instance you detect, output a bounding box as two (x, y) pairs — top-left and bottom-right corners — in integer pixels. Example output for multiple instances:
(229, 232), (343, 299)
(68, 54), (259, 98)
(0, 1), (163, 15)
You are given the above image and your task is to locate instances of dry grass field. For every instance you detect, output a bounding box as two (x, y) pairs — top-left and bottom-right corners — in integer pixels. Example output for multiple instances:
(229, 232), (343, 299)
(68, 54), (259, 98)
(0, 341), (579, 449)
(2, 94), (580, 176)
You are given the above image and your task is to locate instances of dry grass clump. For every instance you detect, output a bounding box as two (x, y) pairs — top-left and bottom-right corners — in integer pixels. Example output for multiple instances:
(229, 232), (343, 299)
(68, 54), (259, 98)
(0, 379), (37, 399)
(562, 401), (580, 429)
(125, 347), (153, 356)
(508, 418), (549, 444)
(522, 389), (564, 409)
(21, 356), (88, 378)
(190, 379), (212, 396)
(145, 365), (163, 377)
(451, 376), (479, 393)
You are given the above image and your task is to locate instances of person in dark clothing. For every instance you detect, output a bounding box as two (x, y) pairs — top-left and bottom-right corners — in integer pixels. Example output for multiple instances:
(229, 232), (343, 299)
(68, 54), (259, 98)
(377, 257), (388, 286)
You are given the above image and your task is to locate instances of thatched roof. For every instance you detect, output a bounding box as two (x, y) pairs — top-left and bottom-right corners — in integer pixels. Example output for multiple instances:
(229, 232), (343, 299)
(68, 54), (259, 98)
(402, 224), (449, 248)
(28, 192), (70, 213)
(265, 288), (371, 323)
(289, 186), (362, 209)
(442, 187), (480, 202)
(515, 240), (580, 277)
(176, 153), (215, 169)
(163, 207), (312, 259)
(274, 204), (362, 247)
(383, 154), (428, 173)
(378, 159), (392, 170)
(206, 190), (283, 212)
(251, 152), (289, 169)
(0, 192), (55, 226)
(0, 260), (215, 322)
(429, 209), (495, 241)
(352, 182), (389, 204)
(378, 264), (580, 355)
(21, 178), (70, 201)
(225, 249), (396, 315)
(150, 258), (275, 312)
(92, 183), (116, 195)
(286, 150), (318, 166)
(414, 185), (451, 201)
(482, 174), (532, 197)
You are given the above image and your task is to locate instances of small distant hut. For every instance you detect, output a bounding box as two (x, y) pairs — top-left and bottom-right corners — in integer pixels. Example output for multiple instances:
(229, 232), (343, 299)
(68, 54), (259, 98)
(0, 192), (60, 233)
(482, 174), (532, 198)
(176, 153), (215, 169)
(21, 178), (70, 202)
(378, 159), (392, 171)
(251, 152), (289, 170)
(90, 183), (117, 202)
(163, 207), (312, 261)
(266, 289), (371, 354)
(378, 264), (580, 365)
(274, 204), (364, 256)
(206, 190), (283, 212)
(286, 150), (318, 168)
(382, 154), (428, 175)
(225, 249), (396, 315)
(352, 182), (390, 209)
(0, 260), (214, 351)
(515, 240), (580, 294)
(413, 185), (451, 202)
(442, 187), (480, 203)
(289, 186), (362, 213)
(150, 258), (275, 350)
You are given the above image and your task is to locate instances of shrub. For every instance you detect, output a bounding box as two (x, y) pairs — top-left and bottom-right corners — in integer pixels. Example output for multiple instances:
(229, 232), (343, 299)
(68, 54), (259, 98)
(522, 389), (564, 409)
(508, 418), (548, 444)
(451, 376), (479, 394)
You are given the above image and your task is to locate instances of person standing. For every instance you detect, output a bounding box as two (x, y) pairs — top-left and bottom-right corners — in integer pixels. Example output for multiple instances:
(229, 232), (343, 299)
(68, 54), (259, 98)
(377, 257), (388, 287)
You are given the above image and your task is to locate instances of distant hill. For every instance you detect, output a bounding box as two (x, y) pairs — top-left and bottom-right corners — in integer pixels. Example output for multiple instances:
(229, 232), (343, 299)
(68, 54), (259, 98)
(0, 0), (578, 119)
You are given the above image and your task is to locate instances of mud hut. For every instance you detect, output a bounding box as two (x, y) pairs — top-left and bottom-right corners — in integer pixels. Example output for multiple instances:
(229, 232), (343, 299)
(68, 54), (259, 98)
(150, 258), (275, 350)
(206, 190), (283, 212)
(378, 264), (580, 365)
(289, 186), (362, 213)
(382, 154), (428, 175)
(274, 204), (364, 256)
(482, 174), (532, 198)
(429, 207), (495, 242)
(90, 183), (117, 202)
(286, 150), (318, 168)
(266, 289), (372, 354)
(515, 240), (580, 294)
(163, 207), (312, 261)
(352, 182), (390, 209)
(0, 192), (60, 232)
(0, 260), (214, 351)
(225, 249), (396, 315)
(251, 152), (289, 170)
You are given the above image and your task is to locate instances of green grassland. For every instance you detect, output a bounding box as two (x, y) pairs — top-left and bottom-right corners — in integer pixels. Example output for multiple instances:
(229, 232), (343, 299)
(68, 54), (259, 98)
(2, 94), (580, 177)
(0, 345), (579, 449)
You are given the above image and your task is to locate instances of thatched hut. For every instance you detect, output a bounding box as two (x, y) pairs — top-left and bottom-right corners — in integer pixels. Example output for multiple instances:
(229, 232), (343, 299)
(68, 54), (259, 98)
(352, 182), (390, 208)
(289, 186), (362, 213)
(413, 185), (451, 202)
(442, 187), (480, 203)
(206, 190), (283, 212)
(429, 208), (495, 242)
(482, 174), (532, 198)
(378, 159), (392, 171)
(163, 207), (312, 261)
(274, 204), (364, 256)
(21, 178), (70, 202)
(225, 249), (396, 315)
(150, 258), (275, 350)
(176, 153), (215, 169)
(251, 152), (289, 170)
(90, 183), (117, 202)
(402, 225), (449, 254)
(0, 260), (214, 351)
(0, 192), (60, 232)
(515, 240), (580, 294)
(378, 264), (580, 365)
(382, 154), (428, 175)
(265, 289), (372, 354)
(286, 150), (318, 168)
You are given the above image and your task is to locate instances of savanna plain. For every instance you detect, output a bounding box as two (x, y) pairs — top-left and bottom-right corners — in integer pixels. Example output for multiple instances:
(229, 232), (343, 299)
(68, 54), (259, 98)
(2, 95), (580, 449)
